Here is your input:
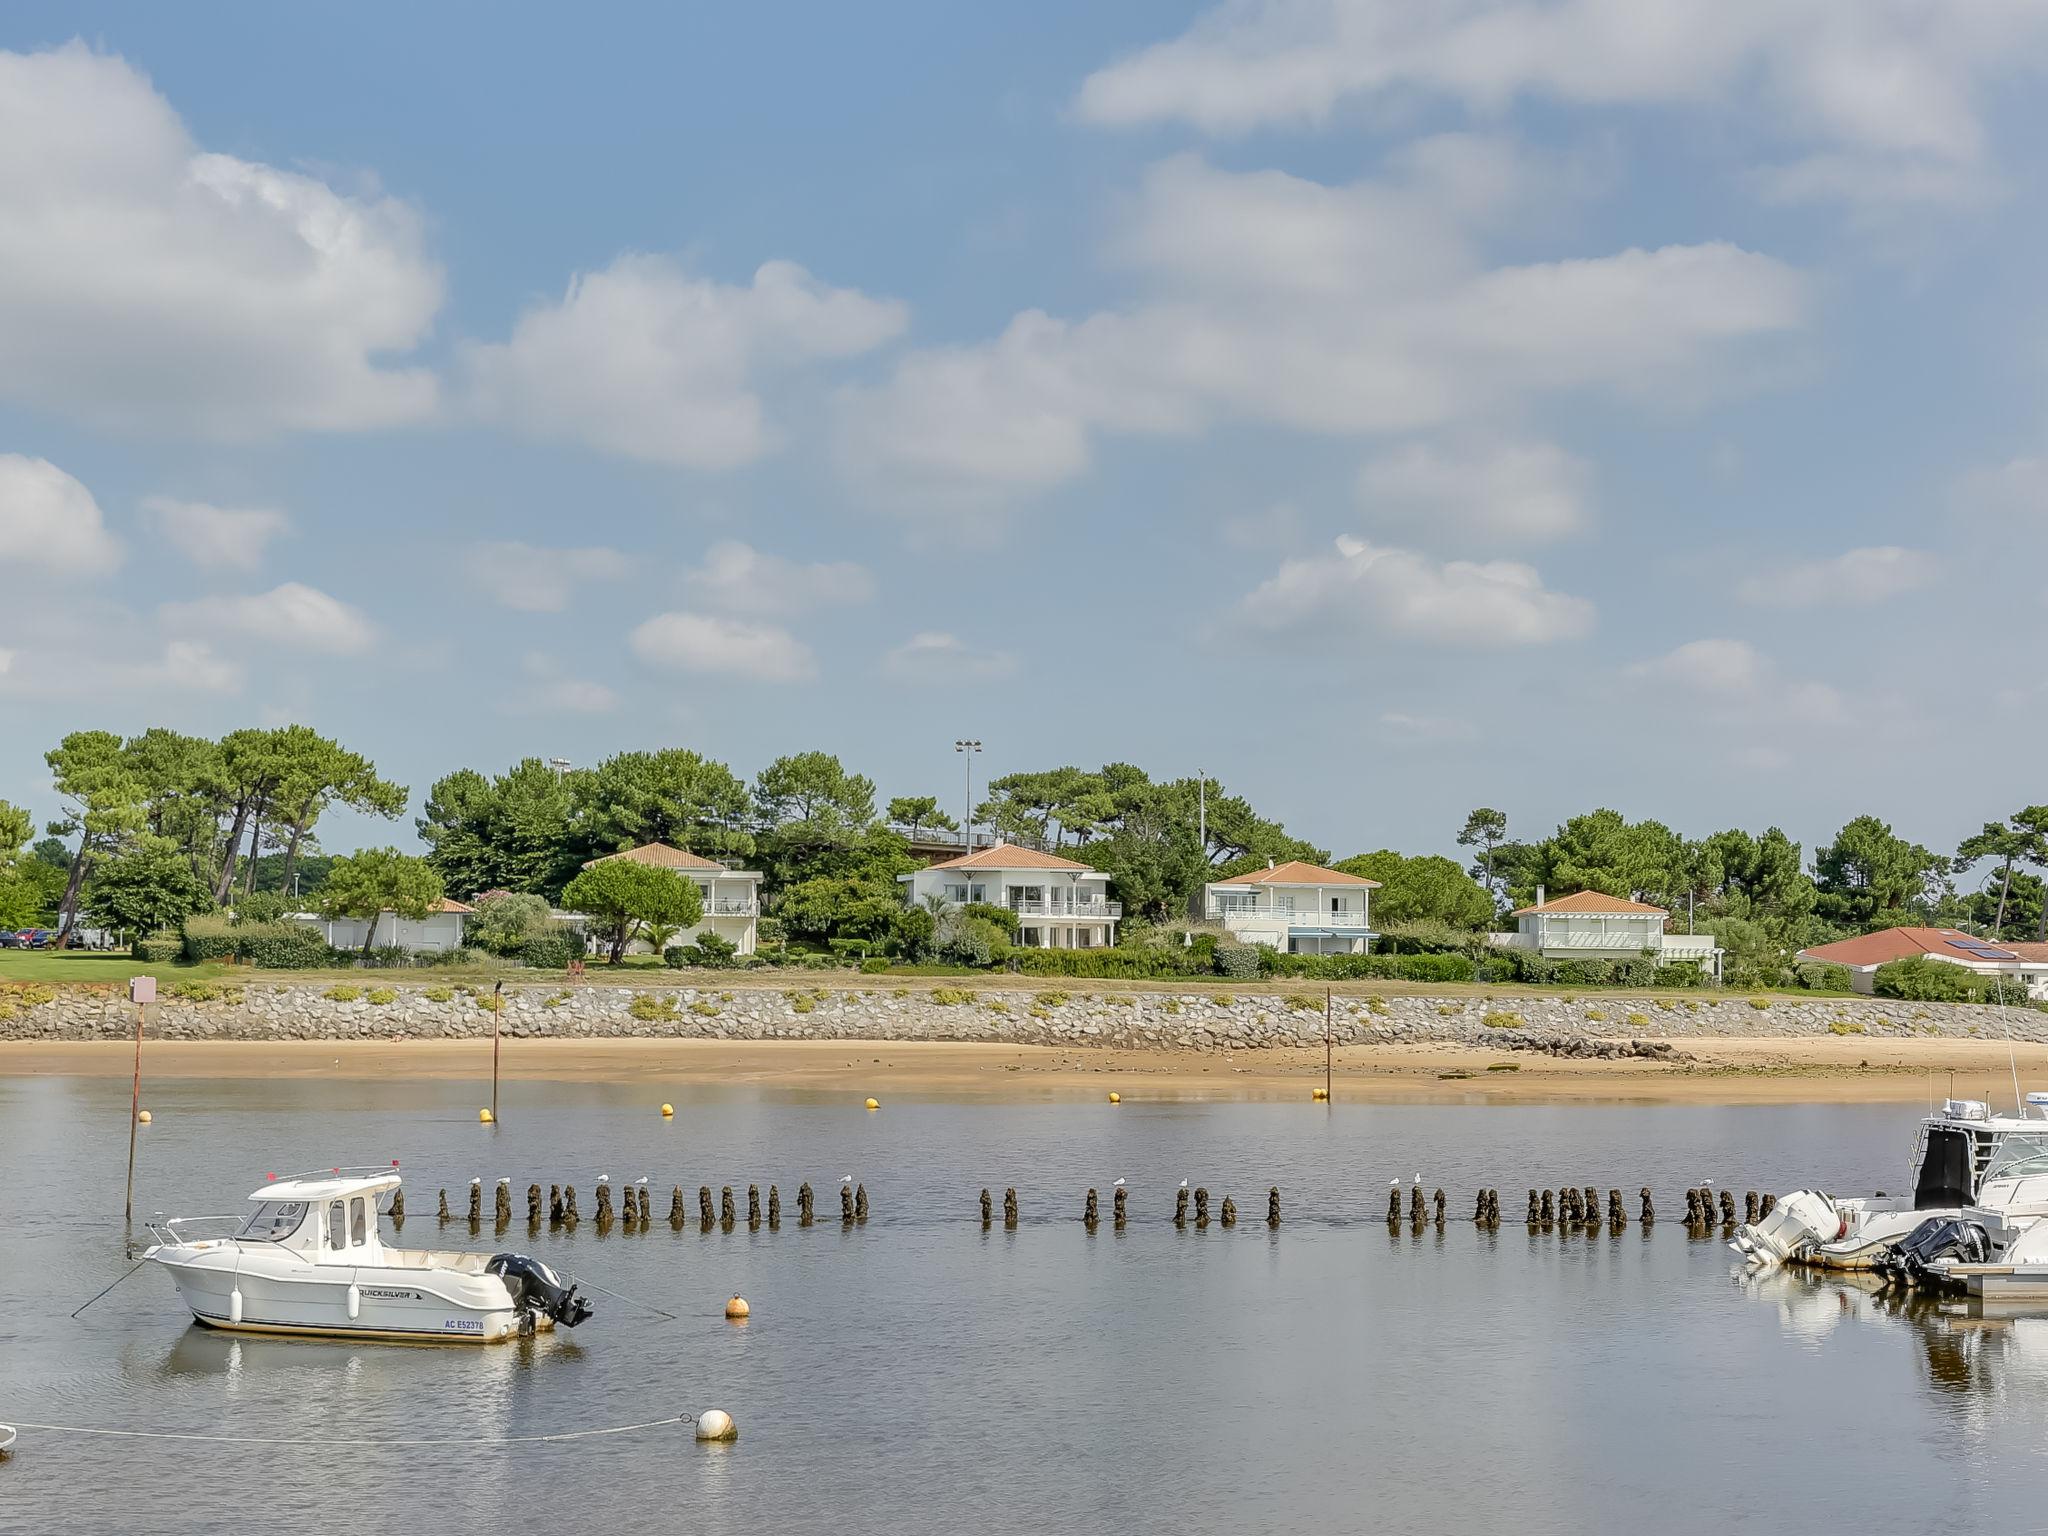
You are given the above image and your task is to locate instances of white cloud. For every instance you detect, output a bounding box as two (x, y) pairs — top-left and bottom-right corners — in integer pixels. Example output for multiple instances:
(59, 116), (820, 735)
(1237, 535), (1593, 647)
(1358, 438), (1591, 543)
(0, 636), (241, 698)
(1735, 546), (1936, 608)
(465, 255), (905, 468)
(1952, 455), (2048, 521)
(1626, 637), (1844, 720)
(514, 653), (620, 714)
(142, 495), (289, 571)
(0, 45), (440, 436)
(838, 153), (1803, 508)
(629, 611), (815, 683)
(882, 631), (1020, 682)
(464, 542), (630, 613)
(161, 581), (377, 655)
(1075, 1), (2048, 208)
(682, 540), (876, 616)
(0, 454), (121, 574)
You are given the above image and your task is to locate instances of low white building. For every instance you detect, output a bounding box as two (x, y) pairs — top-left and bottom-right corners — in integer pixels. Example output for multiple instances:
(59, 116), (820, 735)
(1797, 927), (2048, 998)
(579, 842), (762, 956)
(1202, 861), (1379, 954)
(900, 843), (1120, 949)
(310, 899), (475, 953)
(1488, 889), (1721, 977)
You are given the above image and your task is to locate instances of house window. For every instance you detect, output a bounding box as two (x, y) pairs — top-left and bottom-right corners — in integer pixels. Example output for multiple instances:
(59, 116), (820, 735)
(1274, 894), (1294, 915)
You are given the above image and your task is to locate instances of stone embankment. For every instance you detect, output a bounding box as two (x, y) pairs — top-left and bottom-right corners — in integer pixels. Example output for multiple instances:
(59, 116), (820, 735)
(0, 981), (2038, 1053)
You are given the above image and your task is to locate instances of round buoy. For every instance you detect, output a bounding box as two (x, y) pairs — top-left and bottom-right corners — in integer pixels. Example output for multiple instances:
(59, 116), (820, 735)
(1312, 1087), (1329, 1101)
(137, 1109), (152, 1124)
(660, 1103), (674, 1118)
(0, 1423), (16, 1454)
(695, 1409), (737, 1442)
(864, 1098), (880, 1111)
(478, 1108), (494, 1124)
(724, 1294), (750, 1320)
(1108, 1092), (1120, 1104)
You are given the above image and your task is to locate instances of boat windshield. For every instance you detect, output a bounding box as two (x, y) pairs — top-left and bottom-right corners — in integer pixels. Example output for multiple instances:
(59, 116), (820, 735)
(236, 1200), (308, 1241)
(1984, 1134), (2048, 1182)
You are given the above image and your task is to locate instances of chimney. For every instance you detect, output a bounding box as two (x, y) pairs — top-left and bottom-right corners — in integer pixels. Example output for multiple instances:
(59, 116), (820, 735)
(1268, 857), (1276, 869)
(1536, 884), (1546, 908)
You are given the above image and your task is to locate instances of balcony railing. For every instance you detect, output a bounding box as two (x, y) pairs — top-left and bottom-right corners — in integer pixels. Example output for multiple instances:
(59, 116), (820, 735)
(706, 900), (759, 918)
(1010, 900), (1121, 920)
(1210, 905), (1370, 929)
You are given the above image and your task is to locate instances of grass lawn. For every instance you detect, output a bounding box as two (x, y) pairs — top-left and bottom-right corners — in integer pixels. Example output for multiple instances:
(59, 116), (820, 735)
(0, 951), (236, 986)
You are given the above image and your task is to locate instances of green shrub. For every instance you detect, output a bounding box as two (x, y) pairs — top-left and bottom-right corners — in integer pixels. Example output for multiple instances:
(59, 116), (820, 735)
(1374, 919), (1482, 955)
(1481, 1011), (1524, 1030)
(627, 993), (679, 1021)
(963, 902), (1021, 937)
(1626, 1012), (1650, 1027)
(1008, 947), (1210, 980)
(133, 932), (183, 963)
(1213, 994), (1234, 1007)
(1584, 1008), (1607, 1022)
(1653, 963), (1707, 989)
(323, 984), (361, 1002)
(476, 992), (503, 1013)
(930, 987), (977, 1006)
(232, 890), (289, 926)
(170, 979), (242, 1003)
(1874, 956), (1971, 1002)
(1041, 990), (1070, 1006)
(410, 946), (480, 968)
(182, 914), (333, 969)
(859, 956), (891, 974)
(541, 991), (569, 1009)
(1214, 942), (1262, 980)
(1477, 957), (1517, 983)
(985, 999), (1010, 1016)
(1829, 1018), (1865, 1035)
(518, 934), (577, 970)
(423, 985), (454, 1003)
(1747, 996), (1771, 1012)
(1104, 994), (1134, 1007)
(689, 999), (720, 1016)
(1366, 995), (1390, 1015)
(1795, 961), (1854, 992)
(367, 988), (397, 1005)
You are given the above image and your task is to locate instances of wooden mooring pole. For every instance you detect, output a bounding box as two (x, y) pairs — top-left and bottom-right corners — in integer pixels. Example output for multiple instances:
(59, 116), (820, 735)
(490, 981), (503, 1126)
(1324, 987), (1333, 1102)
(124, 977), (153, 1222)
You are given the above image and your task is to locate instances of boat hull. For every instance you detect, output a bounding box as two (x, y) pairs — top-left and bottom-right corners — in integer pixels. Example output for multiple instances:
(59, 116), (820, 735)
(149, 1246), (531, 1343)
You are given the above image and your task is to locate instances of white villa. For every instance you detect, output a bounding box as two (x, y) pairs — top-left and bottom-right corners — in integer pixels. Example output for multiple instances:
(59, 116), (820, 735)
(1202, 861), (1380, 954)
(577, 842), (762, 955)
(1488, 889), (1722, 977)
(901, 843), (1120, 949)
(309, 898), (475, 953)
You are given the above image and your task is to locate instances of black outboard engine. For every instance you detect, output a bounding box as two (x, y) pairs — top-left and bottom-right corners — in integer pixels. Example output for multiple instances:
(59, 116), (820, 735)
(1874, 1216), (1989, 1293)
(487, 1253), (594, 1329)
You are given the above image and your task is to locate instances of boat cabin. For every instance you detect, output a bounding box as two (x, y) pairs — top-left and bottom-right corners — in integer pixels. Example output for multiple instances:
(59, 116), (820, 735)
(231, 1168), (401, 1264)
(1912, 1100), (2043, 1208)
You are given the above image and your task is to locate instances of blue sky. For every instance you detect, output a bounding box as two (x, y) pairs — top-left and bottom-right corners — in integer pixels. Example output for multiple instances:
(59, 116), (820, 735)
(3, 2), (2047, 872)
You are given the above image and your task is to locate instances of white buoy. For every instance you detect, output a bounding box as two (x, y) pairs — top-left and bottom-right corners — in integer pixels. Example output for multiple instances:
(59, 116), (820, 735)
(0, 1423), (15, 1454)
(695, 1409), (737, 1442)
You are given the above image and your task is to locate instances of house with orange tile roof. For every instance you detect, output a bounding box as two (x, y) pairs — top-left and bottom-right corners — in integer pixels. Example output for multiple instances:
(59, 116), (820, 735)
(901, 842), (1120, 949)
(577, 842), (763, 955)
(1202, 860), (1380, 955)
(1797, 927), (2048, 997)
(1488, 887), (1722, 976)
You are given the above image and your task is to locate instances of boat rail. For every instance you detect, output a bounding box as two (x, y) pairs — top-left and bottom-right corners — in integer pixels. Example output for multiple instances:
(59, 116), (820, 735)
(146, 1214), (245, 1246)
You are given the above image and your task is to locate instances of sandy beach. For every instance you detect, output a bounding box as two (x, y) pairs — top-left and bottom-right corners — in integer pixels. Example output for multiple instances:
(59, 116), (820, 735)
(7, 1035), (2048, 1104)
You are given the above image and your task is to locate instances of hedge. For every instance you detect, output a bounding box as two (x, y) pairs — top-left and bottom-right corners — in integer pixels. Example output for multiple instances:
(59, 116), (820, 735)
(1011, 947), (1214, 980)
(181, 916), (333, 969)
(518, 934), (578, 970)
(132, 932), (182, 963)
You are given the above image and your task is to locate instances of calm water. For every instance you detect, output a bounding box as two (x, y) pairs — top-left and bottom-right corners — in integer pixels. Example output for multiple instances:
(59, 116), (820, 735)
(2, 1074), (2043, 1535)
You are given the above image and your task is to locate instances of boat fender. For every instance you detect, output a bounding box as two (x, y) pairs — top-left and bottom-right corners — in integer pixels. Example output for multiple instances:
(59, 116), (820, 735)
(347, 1283), (361, 1321)
(229, 1287), (243, 1325)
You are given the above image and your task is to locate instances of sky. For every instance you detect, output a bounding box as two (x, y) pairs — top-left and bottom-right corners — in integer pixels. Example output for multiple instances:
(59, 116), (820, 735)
(2, 2), (2047, 875)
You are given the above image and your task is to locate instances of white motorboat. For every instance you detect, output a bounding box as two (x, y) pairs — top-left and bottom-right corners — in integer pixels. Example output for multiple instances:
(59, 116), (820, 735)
(1731, 1098), (2043, 1271)
(1884, 1126), (2048, 1297)
(142, 1167), (593, 1343)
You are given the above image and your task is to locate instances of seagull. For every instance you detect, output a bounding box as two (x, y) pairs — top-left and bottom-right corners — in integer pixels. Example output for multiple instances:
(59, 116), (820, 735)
(597, 1174), (610, 1184)
(635, 1176), (649, 1187)
(497, 1177), (510, 1185)
(1113, 1178), (1126, 1188)
(1412, 1173), (1422, 1185)
(1389, 1179), (1399, 1188)
(841, 1175), (854, 1186)
(1178, 1178), (1189, 1190)
(469, 1177), (481, 1186)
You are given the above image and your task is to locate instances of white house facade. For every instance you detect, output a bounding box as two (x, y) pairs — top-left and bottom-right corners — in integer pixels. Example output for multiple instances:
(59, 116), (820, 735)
(901, 843), (1120, 948)
(1202, 861), (1379, 954)
(309, 899), (474, 953)
(1487, 889), (1721, 976)
(1797, 927), (2048, 999)
(579, 843), (762, 956)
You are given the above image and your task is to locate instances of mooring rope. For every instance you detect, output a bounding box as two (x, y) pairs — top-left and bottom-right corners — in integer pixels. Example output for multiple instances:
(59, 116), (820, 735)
(4, 1413), (691, 1447)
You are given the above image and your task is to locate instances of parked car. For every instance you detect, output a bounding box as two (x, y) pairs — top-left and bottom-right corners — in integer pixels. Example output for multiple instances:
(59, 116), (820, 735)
(19, 929), (57, 949)
(0, 931), (22, 948)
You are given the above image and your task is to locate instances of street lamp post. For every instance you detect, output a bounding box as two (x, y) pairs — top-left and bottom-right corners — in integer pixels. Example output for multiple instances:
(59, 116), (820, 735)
(954, 740), (982, 852)
(1197, 768), (1206, 854)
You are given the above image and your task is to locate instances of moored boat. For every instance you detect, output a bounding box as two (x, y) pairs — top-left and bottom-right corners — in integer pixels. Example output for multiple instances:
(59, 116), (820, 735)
(142, 1167), (593, 1342)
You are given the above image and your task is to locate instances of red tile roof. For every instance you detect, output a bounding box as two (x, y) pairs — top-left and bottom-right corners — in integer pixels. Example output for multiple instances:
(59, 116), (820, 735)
(434, 898), (476, 915)
(1798, 927), (2018, 968)
(924, 841), (1094, 873)
(1511, 890), (1667, 917)
(1209, 860), (1379, 888)
(583, 842), (726, 872)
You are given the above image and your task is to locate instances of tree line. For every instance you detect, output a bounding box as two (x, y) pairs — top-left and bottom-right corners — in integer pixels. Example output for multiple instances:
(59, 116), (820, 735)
(1, 727), (2037, 984)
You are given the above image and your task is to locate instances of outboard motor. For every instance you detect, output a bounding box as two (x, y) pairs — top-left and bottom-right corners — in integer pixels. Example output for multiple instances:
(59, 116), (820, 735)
(1874, 1216), (1989, 1293)
(487, 1253), (594, 1329)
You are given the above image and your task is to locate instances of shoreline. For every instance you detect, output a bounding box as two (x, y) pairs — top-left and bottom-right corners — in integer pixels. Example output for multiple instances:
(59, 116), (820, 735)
(8, 1035), (2048, 1104)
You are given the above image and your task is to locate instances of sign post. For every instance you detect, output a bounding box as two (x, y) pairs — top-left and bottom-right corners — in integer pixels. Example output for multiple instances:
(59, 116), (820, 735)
(125, 975), (156, 1221)
(1324, 986), (1333, 1102)
(491, 980), (503, 1126)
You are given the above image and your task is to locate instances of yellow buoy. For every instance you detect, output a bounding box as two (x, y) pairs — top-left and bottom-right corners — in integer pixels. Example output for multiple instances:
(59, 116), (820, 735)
(695, 1409), (738, 1442)
(724, 1294), (750, 1320)
(864, 1098), (880, 1110)
(1108, 1092), (1121, 1104)
(1312, 1087), (1329, 1101)
(478, 1108), (494, 1124)
(136, 1109), (152, 1124)
(660, 1103), (674, 1118)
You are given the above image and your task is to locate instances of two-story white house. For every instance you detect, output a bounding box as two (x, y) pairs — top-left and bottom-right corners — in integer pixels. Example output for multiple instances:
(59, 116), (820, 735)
(1488, 889), (1721, 977)
(900, 843), (1120, 949)
(578, 842), (762, 956)
(1202, 861), (1380, 954)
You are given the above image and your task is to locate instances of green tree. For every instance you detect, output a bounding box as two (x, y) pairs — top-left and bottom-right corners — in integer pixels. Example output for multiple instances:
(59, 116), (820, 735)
(1956, 818), (2045, 939)
(318, 847), (446, 960)
(123, 728), (225, 880)
(0, 799), (40, 929)
(886, 796), (957, 840)
(417, 758), (581, 898)
(209, 727), (294, 904)
(266, 729), (407, 898)
(46, 729), (146, 939)
(1814, 815), (1946, 930)
(87, 835), (214, 937)
(775, 874), (903, 942)
(753, 752), (908, 891)
(573, 748), (753, 862)
(559, 859), (703, 964)
(467, 891), (554, 956)
(1456, 808), (1509, 902)
(1333, 851), (1494, 929)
